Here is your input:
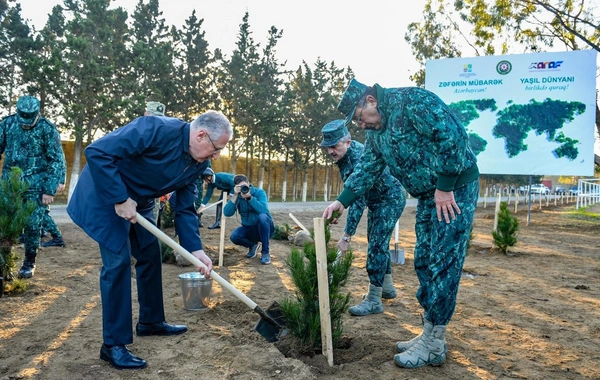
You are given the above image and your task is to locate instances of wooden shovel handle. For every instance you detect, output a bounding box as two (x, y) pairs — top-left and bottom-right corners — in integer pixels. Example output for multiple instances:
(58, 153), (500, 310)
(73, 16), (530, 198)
(135, 213), (258, 310)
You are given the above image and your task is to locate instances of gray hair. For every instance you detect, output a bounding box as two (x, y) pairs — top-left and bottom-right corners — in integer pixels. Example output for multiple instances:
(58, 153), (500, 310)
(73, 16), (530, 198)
(340, 132), (351, 144)
(191, 110), (233, 140)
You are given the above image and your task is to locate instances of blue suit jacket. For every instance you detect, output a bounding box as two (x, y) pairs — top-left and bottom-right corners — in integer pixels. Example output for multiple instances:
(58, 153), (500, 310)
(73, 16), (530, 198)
(67, 116), (209, 253)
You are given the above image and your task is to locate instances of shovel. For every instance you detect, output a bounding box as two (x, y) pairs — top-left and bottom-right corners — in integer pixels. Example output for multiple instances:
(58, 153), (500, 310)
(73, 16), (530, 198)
(390, 219), (405, 265)
(135, 213), (286, 342)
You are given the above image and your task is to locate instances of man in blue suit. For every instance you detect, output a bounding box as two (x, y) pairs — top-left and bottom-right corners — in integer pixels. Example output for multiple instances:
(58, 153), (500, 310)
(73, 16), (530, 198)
(67, 110), (232, 370)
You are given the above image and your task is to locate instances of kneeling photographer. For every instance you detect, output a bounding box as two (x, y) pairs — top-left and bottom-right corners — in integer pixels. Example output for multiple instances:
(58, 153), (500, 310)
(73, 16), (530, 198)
(223, 174), (274, 265)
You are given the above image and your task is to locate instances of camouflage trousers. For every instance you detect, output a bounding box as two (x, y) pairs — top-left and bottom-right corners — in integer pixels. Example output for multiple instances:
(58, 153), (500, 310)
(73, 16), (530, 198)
(414, 179), (479, 326)
(22, 193), (47, 260)
(42, 204), (62, 238)
(365, 195), (406, 287)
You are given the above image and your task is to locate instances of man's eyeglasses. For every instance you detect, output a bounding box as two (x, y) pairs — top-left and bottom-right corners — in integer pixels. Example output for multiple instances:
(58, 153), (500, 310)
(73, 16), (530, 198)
(356, 100), (367, 124)
(205, 132), (222, 152)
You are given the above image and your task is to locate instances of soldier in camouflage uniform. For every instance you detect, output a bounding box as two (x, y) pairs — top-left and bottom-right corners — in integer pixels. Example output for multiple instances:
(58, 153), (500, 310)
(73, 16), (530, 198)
(320, 119), (406, 316)
(323, 79), (480, 369)
(0, 95), (66, 278)
(41, 159), (67, 248)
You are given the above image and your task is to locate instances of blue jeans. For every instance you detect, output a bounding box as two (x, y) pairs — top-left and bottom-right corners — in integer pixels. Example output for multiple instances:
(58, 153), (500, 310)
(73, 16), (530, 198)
(229, 213), (274, 254)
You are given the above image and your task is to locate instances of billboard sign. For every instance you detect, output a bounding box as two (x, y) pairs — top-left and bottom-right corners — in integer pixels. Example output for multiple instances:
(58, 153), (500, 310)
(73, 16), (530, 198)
(425, 50), (597, 175)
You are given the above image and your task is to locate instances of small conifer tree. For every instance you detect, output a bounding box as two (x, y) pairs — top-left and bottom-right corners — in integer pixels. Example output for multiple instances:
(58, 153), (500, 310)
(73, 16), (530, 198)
(0, 168), (36, 293)
(492, 201), (519, 254)
(279, 212), (353, 352)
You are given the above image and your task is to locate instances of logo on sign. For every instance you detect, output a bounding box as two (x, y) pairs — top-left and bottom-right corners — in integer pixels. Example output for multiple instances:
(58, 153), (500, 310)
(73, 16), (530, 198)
(496, 60), (512, 75)
(528, 61), (563, 70)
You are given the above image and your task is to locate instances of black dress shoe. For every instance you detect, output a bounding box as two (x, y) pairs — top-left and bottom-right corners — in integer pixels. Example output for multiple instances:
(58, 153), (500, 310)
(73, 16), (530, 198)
(136, 321), (188, 336)
(207, 222), (220, 230)
(100, 344), (147, 370)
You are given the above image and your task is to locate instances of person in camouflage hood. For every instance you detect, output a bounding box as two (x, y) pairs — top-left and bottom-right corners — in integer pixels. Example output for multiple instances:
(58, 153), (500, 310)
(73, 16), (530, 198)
(0, 95), (66, 278)
(320, 119), (406, 316)
(323, 79), (480, 369)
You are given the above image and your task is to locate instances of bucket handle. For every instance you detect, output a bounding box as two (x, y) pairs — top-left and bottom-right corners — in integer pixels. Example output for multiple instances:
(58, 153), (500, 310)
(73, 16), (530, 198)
(135, 213), (259, 311)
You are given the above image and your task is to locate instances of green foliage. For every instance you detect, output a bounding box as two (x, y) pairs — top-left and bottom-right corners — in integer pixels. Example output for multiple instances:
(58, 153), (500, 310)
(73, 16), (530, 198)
(279, 210), (352, 352)
(0, 167), (36, 282)
(272, 223), (292, 240)
(492, 202), (519, 254)
(160, 240), (176, 264)
(4, 277), (30, 294)
(160, 202), (175, 229)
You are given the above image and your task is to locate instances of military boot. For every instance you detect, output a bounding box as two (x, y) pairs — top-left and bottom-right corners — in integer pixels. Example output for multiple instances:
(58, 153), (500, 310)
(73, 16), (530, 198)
(42, 235), (66, 248)
(394, 322), (447, 368)
(18, 252), (37, 279)
(396, 317), (431, 353)
(208, 203), (222, 230)
(382, 273), (397, 299)
(349, 284), (383, 316)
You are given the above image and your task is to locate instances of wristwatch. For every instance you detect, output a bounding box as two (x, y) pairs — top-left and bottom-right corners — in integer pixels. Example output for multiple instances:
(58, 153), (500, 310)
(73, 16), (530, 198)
(341, 235), (351, 242)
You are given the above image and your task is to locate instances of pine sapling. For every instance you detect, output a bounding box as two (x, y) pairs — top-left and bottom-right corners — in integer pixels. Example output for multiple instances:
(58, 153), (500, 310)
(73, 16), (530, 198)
(278, 211), (353, 353)
(492, 201), (519, 254)
(0, 167), (36, 293)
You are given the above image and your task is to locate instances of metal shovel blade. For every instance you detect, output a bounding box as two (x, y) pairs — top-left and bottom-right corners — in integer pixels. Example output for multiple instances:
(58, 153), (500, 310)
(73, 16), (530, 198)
(254, 301), (288, 342)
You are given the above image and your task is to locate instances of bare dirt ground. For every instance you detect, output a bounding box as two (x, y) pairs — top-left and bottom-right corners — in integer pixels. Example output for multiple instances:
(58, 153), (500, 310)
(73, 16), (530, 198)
(1, 199), (599, 380)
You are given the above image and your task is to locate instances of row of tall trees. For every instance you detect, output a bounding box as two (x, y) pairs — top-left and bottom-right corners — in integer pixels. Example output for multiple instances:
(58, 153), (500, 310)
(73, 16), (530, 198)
(0, 0), (362, 199)
(1, 0), (598, 197)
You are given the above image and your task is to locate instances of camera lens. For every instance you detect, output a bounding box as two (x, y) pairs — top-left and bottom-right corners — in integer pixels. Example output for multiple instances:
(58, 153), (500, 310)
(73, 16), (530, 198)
(241, 185), (250, 194)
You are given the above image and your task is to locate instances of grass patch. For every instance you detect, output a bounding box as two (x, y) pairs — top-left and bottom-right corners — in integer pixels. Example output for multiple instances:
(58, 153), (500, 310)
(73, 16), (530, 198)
(565, 207), (600, 221)
(5, 278), (31, 295)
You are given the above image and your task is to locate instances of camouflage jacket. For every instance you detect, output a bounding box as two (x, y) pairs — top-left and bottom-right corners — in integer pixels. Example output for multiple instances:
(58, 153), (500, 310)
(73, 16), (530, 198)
(339, 85), (479, 206)
(335, 140), (405, 236)
(0, 114), (65, 195)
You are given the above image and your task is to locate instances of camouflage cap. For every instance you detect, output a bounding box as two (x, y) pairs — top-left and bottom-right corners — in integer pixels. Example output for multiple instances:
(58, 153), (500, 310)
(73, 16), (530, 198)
(146, 101), (166, 116)
(320, 119), (349, 147)
(337, 78), (367, 126)
(16, 95), (41, 126)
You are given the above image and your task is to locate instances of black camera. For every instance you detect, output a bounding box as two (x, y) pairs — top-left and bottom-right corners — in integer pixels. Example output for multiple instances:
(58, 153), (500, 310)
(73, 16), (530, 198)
(240, 185), (250, 194)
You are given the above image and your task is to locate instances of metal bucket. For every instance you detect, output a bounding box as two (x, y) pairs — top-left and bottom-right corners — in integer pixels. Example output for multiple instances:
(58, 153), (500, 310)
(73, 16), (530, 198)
(178, 272), (212, 310)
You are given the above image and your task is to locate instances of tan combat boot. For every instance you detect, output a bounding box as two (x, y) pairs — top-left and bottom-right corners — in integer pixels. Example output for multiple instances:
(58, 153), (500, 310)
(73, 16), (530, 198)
(394, 323), (447, 368)
(382, 273), (397, 299)
(348, 284), (383, 316)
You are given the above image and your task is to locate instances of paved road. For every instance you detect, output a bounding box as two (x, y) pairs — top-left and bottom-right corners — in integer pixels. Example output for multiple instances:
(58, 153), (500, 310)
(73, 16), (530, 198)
(48, 201), (376, 224)
(48, 196), (522, 224)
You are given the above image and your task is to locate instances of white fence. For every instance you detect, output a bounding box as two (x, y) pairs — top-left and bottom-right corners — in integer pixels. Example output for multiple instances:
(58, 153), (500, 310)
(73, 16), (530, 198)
(575, 178), (600, 209)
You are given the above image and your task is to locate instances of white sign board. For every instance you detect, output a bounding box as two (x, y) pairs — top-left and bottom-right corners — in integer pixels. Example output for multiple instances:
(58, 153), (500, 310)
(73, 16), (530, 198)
(425, 50), (597, 176)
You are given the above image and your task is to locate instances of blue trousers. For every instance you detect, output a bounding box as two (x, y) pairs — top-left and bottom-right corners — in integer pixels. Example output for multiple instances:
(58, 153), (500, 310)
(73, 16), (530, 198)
(414, 180), (479, 326)
(98, 206), (165, 345)
(229, 213), (274, 254)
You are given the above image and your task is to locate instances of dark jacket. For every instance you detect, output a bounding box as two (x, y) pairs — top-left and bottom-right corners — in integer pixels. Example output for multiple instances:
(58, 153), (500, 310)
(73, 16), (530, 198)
(67, 116), (209, 253)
